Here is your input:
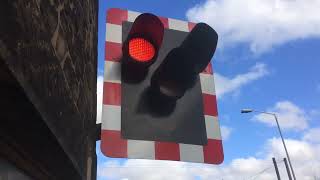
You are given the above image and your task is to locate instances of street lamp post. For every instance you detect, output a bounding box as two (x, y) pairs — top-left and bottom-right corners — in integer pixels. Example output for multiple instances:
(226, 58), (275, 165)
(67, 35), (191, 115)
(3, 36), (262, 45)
(241, 109), (297, 180)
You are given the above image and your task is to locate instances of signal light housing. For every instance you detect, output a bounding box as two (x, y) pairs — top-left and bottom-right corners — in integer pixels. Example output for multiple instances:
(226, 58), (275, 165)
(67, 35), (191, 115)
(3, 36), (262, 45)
(151, 23), (218, 99)
(123, 13), (164, 67)
(122, 13), (164, 83)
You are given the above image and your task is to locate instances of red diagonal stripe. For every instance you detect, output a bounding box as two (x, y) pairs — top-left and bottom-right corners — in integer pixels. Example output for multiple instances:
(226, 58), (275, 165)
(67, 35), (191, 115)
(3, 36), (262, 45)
(202, 63), (213, 74)
(103, 82), (121, 106)
(105, 42), (122, 62)
(158, 17), (169, 29)
(155, 142), (180, 161)
(203, 94), (218, 116)
(107, 8), (128, 25)
(188, 22), (196, 31)
(101, 130), (127, 158)
(203, 139), (224, 164)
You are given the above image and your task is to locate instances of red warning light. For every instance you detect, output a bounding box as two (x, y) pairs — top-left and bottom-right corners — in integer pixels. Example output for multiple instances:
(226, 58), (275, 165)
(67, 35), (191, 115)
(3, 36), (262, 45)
(129, 38), (155, 62)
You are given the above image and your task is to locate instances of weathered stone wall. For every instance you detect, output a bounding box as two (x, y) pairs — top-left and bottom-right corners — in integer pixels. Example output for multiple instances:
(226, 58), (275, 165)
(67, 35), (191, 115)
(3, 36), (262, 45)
(0, 0), (98, 179)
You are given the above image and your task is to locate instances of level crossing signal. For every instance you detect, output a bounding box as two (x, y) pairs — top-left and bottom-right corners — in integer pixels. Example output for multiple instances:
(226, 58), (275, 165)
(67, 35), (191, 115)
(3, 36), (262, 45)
(101, 8), (224, 164)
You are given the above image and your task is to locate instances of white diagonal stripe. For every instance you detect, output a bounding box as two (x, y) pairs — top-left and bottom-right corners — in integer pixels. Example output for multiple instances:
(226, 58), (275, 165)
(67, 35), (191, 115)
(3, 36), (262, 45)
(200, 73), (216, 95)
(104, 61), (121, 83)
(168, 19), (189, 32)
(106, 23), (122, 43)
(179, 144), (204, 163)
(205, 115), (221, 140)
(101, 105), (121, 131)
(128, 11), (141, 22)
(128, 140), (155, 159)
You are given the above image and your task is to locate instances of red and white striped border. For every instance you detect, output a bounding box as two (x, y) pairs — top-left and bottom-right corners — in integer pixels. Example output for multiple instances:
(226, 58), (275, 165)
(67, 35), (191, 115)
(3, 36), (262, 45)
(101, 8), (224, 164)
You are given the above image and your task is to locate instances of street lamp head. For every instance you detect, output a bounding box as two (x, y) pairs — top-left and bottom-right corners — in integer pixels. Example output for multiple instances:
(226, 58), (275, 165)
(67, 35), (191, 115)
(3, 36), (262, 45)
(241, 109), (254, 113)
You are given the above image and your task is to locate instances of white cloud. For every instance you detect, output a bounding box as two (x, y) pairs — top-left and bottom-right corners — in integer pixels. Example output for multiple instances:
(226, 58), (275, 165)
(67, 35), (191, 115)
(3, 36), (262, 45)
(266, 137), (316, 162)
(263, 137), (320, 179)
(215, 63), (268, 98)
(253, 101), (309, 131)
(186, 0), (320, 54)
(97, 135), (320, 180)
(220, 126), (233, 140)
(98, 160), (194, 180)
(96, 75), (104, 124)
(303, 128), (320, 143)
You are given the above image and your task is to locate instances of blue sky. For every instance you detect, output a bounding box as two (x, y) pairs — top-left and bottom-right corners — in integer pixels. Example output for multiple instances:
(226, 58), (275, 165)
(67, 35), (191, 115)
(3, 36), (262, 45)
(96, 0), (320, 179)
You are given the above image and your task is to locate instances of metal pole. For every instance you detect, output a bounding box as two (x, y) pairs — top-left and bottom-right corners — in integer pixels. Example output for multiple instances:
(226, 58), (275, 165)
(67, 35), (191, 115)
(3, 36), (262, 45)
(284, 158), (292, 180)
(272, 157), (281, 180)
(273, 114), (296, 180)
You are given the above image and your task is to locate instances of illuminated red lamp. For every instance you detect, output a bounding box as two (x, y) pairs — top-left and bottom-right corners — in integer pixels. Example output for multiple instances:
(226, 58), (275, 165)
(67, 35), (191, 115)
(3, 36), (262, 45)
(121, 13), (164, 83)
(129, 38), (155, 62)
(123, 13), (164, 66)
